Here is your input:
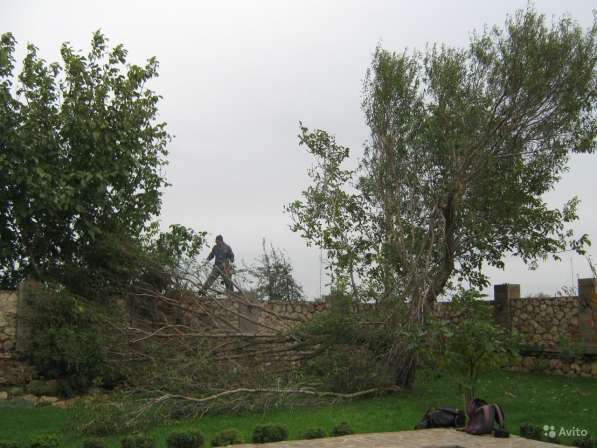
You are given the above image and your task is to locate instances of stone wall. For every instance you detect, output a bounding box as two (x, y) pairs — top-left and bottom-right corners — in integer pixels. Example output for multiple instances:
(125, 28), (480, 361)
(510, 296), (578, 350)
(1, 278), (597, 384)
(0, 291), (17, 354)
(493, 279), (597, 378)
(0, 289), (32, 386)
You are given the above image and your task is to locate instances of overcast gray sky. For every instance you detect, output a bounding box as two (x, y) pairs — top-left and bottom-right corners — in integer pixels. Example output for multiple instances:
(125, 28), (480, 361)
(2, 0), (596, 299)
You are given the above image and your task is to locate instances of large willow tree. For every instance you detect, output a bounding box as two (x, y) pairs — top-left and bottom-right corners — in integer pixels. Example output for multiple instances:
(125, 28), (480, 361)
(288, 8), (597, 386)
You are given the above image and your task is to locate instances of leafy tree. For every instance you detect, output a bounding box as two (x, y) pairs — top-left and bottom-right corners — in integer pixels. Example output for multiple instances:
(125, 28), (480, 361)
(288, 8), (596, 386)
(0, 31), (170, 290)
(249, 238), (303, 300)
(87, 223), (207, 296)
(423, 289), (519, 405)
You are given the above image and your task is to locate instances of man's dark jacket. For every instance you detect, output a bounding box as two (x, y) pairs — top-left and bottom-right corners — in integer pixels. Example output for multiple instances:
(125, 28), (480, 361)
(207, 242), (234, 266)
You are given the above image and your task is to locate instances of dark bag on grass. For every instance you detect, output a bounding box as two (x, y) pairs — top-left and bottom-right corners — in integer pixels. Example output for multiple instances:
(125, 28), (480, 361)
(465, 398), (509, 437)
(415, 407), (466, 429)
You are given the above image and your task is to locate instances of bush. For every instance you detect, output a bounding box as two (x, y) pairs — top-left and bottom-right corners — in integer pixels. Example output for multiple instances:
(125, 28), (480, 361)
(300, 302), (395, 393)
(27, 380), (59, 397)
(301, 428), (327, 439)
(29, 435), (60, 448)
(520, 424), (542, 441)
(82, 440), (106, 448)
(211, 429), (243, 447)
(424, 289), (519, 402)
(26, 283), (110, 394)
(120, 435), (156, 448)
(168, 403), (196, 420)
(331, 422), (353, 437)
(70, 397), (131, 436)
(573, 438), (596, 448)
(166, 431), (204, 448)
(251, 424), (289, 443)
(0, 441), (20, 448)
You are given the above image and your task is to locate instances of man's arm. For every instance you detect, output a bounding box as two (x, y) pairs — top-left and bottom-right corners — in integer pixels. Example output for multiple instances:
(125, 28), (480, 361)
(207, 246), (215, 261)
(228, 246), (235, 263)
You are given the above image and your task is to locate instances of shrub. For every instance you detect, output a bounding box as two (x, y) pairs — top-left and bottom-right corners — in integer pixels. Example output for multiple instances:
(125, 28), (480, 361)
(82, 440), (106, 448)
(301, 428), (327, 439)
(520, 424), (542, 441)
(423, 289), (519, 403)
(27, 380), (59, 397)
(0, 441), (20, 448)
(331, 422), (353, 437)
(71, 397), (131, 436)
(573, 438), (596, 448)
(300, 302), (395, 393)
(251, 424), (289, 443)
(29, 435), (60, 448)
(168, 403), (195, 420)
(26, 283), (110, 394)
(166, 431), (204, 448)
(211, 429), (243, 447)
(120, 435), (156, 448)
(57, 380), (76, 399)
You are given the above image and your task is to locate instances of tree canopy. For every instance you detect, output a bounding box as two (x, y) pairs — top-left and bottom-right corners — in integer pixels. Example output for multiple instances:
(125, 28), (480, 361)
(0, 31), (171, 289)
(288, 7), (597, 312)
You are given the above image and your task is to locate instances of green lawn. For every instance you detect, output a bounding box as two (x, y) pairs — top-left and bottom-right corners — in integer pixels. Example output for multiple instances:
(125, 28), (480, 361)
(1, 371), (595, 447)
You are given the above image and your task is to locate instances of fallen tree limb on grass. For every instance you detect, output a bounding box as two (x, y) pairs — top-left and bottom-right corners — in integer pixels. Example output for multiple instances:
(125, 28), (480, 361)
(156, 385), (402, 404)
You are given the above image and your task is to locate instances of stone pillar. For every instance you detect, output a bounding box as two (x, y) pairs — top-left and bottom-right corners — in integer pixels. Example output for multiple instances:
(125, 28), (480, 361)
(494, 283), (520, 331)
(577, 278), (597, 348)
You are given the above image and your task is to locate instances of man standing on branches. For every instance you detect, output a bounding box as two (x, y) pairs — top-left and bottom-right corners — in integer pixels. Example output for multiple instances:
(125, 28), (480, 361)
(202, 235), (235, 294)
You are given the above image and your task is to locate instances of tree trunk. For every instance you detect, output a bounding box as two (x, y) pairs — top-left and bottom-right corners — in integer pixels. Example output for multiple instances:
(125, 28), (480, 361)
(393, 350), (418, 389)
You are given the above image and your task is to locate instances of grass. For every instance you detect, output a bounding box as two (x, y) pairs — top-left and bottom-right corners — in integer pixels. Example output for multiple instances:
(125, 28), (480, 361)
(1, 370), (595, 447)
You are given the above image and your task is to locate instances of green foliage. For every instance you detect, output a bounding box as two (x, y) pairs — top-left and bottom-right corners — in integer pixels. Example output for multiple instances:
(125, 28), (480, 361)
(101, 223), (208, 295)
(424, 289), (519, 400)
(251, 424), (289, 443)
(331, 422), (353, 436)
(249, 238), (304, 300)
(165, 431), (203, 448)
(573, 437), (596, 448)
(120, 435), (155, 448)
(82, 439), (106, 448)
(0, 31), (171, 290)
(151, 224), (207, 269)
(27, 380), (59, 397)
(300, 290), (395, 392)
(30, 328), (105, 389)
(210, 429), (243, 447)
(26, 283), (109, 393)
(28, 435), (60, 448)
(288, 6), (597, 306)
(301, 428), (327, 439)
(519, 421), (542, 440)
(303, 341), (389, 393)
(1, 372), (597, 446)
(70, 394), (136, 436)
(0, 441), (20, 448)
(168, 404), (196, 421)
(559, 335), (583, 359)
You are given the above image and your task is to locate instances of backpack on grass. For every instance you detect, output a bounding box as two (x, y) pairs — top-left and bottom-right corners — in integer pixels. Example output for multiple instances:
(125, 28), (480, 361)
(415, 407), (466, 429)
(465, 398), (509, 437)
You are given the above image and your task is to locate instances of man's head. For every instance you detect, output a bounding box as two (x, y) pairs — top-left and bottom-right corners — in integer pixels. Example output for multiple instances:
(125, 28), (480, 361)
(215, 235), (223, 245)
